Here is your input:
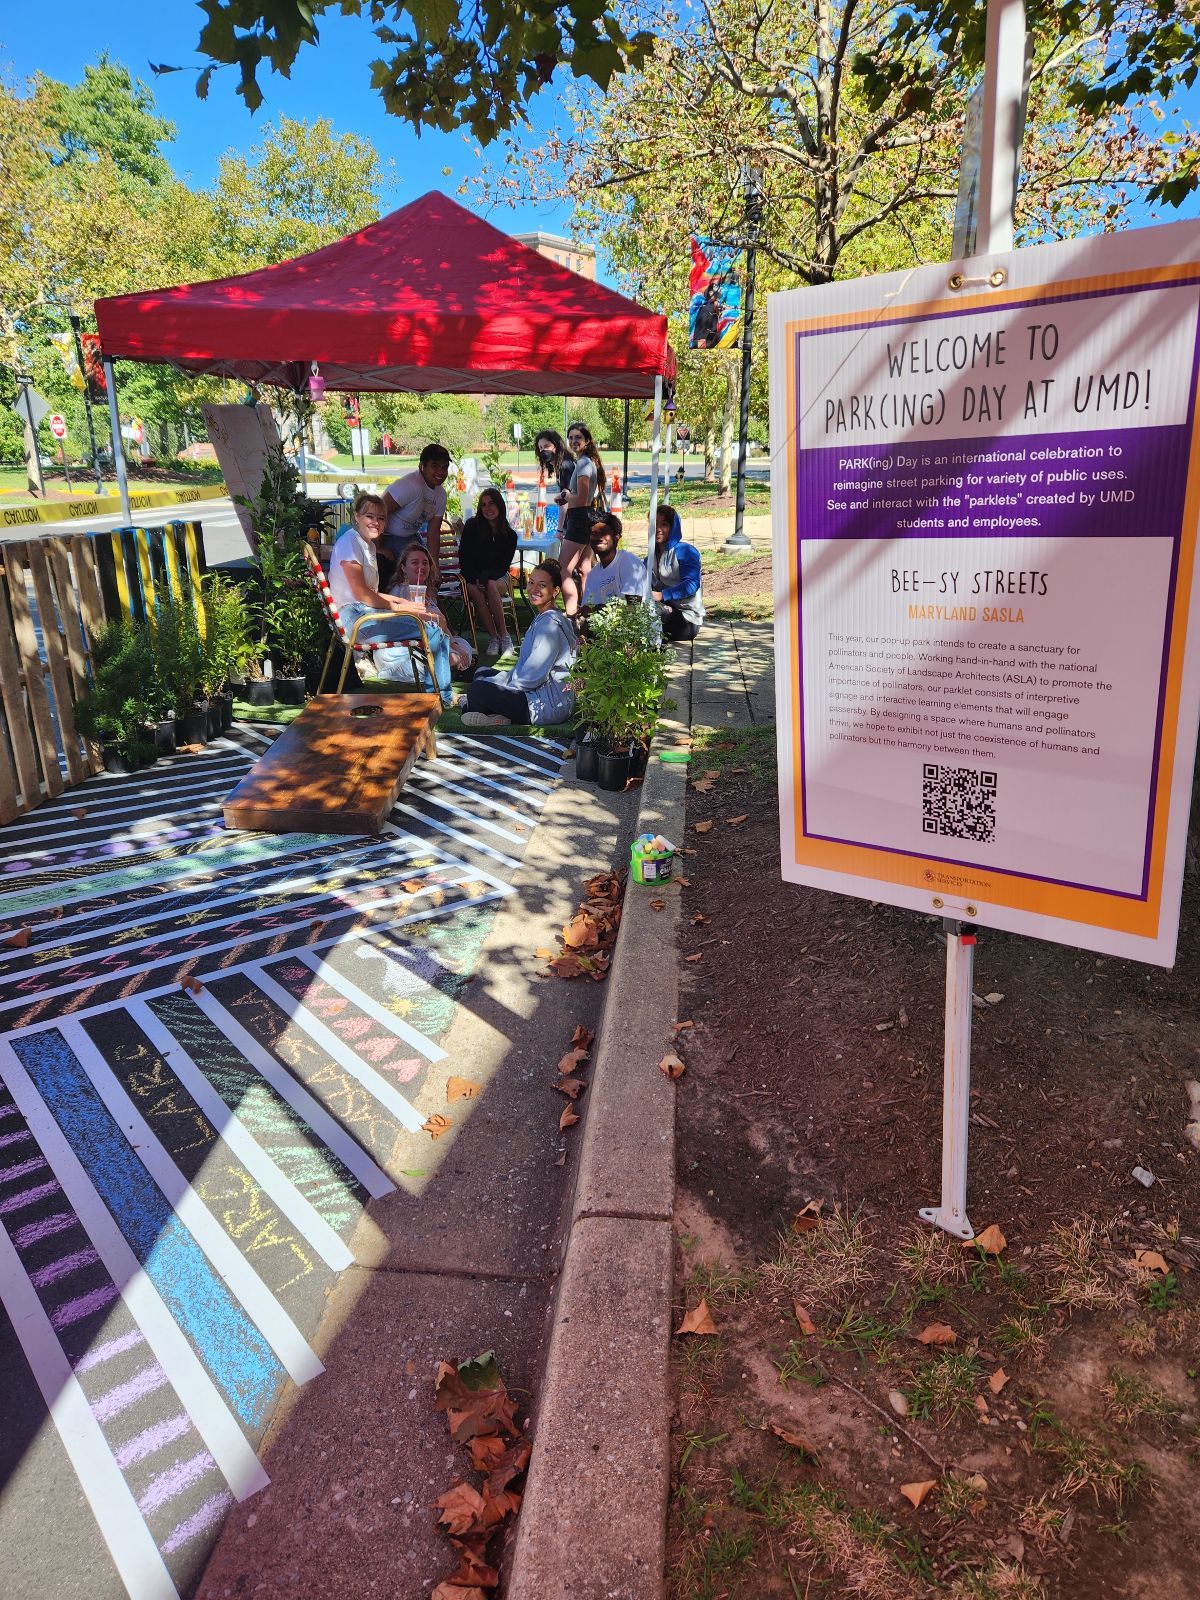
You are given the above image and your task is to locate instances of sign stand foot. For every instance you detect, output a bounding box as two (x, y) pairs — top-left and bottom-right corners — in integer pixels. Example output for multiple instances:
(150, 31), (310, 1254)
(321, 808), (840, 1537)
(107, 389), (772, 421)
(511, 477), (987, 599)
(919, 919), (976, 1241)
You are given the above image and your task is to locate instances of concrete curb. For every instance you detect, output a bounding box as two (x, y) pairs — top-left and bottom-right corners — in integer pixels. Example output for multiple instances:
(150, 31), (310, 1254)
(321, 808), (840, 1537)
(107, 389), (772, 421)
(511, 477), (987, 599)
(509, 751), (688, 1599)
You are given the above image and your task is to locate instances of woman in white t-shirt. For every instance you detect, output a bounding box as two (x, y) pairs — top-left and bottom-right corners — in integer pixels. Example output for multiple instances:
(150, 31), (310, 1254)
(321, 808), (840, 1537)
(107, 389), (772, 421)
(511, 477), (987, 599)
(328, 492), (453, 705)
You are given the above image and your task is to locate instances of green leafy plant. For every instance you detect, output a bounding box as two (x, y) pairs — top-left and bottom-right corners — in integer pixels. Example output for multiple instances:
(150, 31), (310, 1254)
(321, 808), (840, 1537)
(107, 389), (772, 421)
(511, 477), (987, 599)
(199, 572), (259, 694)
(151, 599), (206, 717)
(572, 599), (672, 751)
(74, 618), (155, 754)
(235, 448), (327, 555)
(257, 537), (326, 677)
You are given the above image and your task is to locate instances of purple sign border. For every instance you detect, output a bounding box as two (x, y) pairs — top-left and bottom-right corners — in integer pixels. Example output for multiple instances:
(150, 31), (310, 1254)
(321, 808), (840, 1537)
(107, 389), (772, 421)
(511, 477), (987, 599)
(793, 276), (1200, 905)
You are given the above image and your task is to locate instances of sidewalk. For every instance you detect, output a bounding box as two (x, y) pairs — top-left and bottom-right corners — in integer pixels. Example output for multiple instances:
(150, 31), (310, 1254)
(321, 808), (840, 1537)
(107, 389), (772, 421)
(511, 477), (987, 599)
(679, 616), (776, 728)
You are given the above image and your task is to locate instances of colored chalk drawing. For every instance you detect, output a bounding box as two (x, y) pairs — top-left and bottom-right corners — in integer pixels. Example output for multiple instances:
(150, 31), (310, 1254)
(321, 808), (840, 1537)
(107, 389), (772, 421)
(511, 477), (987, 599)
(0, 726), (566, 1598)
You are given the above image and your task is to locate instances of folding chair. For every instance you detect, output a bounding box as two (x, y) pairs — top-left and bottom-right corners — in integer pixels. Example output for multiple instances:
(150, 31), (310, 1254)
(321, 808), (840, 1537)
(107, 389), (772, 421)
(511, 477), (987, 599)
(304, 544), (437, 695)
(436, 525), (479, 653)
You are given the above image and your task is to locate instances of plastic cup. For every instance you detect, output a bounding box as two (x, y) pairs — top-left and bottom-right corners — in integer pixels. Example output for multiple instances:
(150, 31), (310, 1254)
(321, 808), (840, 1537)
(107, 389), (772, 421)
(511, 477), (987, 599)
(410, 584), (426, 608)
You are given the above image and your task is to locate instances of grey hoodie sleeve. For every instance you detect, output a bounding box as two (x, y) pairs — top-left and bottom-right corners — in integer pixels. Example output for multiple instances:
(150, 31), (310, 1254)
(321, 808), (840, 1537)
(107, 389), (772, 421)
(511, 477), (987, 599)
(503, 614), (573, 692)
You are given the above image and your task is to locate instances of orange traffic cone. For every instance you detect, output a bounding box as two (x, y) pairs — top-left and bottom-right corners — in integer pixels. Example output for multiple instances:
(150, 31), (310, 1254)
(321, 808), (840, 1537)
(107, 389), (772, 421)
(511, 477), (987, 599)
(535, 471), (547, 533)
(456, 469), (466, 493)
(610, 471), (623, 515)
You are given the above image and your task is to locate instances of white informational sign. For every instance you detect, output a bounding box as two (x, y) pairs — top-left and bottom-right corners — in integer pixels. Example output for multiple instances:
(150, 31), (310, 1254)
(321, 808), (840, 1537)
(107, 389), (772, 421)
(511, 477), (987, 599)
(202, 403), (284, 541)
(513, 422), (523, 441)
(49, 414), (66, 439)
(350, 426), (369, 460)
(768, 220), (1200, 967)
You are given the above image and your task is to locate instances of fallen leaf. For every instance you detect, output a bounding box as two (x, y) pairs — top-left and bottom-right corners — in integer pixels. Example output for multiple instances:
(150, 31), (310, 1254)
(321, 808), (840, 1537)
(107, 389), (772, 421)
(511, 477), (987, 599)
(549, 953), (586, 978)
(792, 1301), (816, 1336)
(703, 768), (720, 779)
(964, 1473), (989, 1493)
(559, 1105), (578, 1130)
(554, 1076), (586, 1099)
(791, 1200), (822, 1234)
(433, 1352), (521, 1444)
(726, 814), (749, 826)
(72, 806), (87, 820)
(731, 766), (746, 774)
(914, 1322), (956, 1346)
(684, 953), (703, 963)
(466, 1435), (508, 1472)
(3, 927), (32, 949)
(535, 947), (556, 959)
(649, 899), (665, 911)
(675, 876), (691, 886)
(988, 1367), (1010, 1394)
(673, 1020), (694, 1034)
(446, 1076), (480, 1103)
(974, 1395), (990, 1416)
(422, 1113), (452, 1140)
(690, 913), (710, 926)
(401, 878), (425, 893)
(1132, 1248), (1170, 1274)
(900, 1480), (937, 1509)
(681, 847), (697, 855)
(694, 820), (714, 834)
(659, 1053), (686, 1079)
(434, 1482), (488, 1537)
(571, 1025), (594, 1049)
(554, 1151), (567, 1166)
(984, 992), (1004, 1005)
(692, 777), (716, 793)
(563, 912), (600, 949)
(557, 1047), (589, 1074)
(179, 974), (204, 995)
(676, 1298), (718, 1336)
(970, 1224), (1007, 1256)
(769, 1423), (817, 1456)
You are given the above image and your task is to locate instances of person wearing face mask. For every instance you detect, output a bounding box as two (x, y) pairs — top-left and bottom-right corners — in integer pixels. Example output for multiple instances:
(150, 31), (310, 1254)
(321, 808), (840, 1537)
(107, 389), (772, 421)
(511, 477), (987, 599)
(534, 429), (574, 502)
(555, 421), (607, 617)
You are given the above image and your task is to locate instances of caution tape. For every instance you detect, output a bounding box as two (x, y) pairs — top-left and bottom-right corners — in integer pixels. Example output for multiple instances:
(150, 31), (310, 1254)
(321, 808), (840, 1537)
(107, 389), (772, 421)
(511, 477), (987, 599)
(0, 483), (229, 531)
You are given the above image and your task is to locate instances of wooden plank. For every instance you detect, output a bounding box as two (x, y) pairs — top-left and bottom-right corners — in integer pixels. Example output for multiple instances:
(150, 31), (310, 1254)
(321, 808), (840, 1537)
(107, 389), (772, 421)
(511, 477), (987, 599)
(134, 527), (157, 627)
(45, 539), (101, 775)
(69, 534), (106, 636)
(223, 693), (441, 836)
(6, 546), (63, 801)
(0, 715), (21, 825)
(25, 542), (86, 785)
(109, 530), (133, 621)
(0, 555), (43, 811)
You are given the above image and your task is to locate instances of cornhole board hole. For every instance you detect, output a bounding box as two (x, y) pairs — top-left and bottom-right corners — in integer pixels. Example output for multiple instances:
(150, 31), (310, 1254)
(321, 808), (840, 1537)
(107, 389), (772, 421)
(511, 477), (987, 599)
(223, 693), (441, 836)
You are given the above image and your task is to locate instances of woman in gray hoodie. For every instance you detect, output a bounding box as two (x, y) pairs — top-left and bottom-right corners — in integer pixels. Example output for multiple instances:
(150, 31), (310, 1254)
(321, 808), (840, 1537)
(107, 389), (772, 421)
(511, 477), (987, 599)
(460, 560), (578, 726)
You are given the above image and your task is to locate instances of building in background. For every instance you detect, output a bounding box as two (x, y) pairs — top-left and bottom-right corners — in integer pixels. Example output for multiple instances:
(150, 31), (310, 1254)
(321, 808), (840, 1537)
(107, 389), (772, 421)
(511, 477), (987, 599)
(513, 231), (596, 280)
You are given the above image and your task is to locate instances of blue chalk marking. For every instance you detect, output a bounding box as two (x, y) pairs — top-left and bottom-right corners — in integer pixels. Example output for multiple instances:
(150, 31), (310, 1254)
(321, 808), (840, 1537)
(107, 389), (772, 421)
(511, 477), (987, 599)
(12, 1029), (283, 1429)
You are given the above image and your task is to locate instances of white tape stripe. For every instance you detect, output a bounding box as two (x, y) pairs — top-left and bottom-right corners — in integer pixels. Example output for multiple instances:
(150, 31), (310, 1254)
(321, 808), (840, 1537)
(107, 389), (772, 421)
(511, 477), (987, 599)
(2, 889), (509, 1041)
(183, 991), (394, 1200)
(0, 1216), (180, 1600)
(246, 966), (425, 1133)
(0, 1041), (269, 1501)
(415, 764), (549, 816)
(476, 731), (567, 771)
(0, 781), (237, 850)
(439, 735), (557, 784)
(285, 950), (447, 1062)
(128, 1001), (354, 1273)
(58, 1022), (324, 1388)
(0, 758), (252, 835)
(397, 789), (527, 845)
(0, 819), (227, 878)
(411, 770), (546, 826)
(386, 806), (522, 870)
(17, 839), (420, 957)
(434, 741), (557, 788)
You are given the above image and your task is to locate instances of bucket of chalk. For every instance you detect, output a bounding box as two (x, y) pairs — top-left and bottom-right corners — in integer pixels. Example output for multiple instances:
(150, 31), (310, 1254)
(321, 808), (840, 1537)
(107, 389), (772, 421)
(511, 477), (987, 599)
(631, 832), (676, 886)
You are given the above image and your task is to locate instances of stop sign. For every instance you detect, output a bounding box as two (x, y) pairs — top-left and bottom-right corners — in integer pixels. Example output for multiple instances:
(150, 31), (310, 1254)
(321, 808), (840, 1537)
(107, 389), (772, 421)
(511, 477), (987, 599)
(49, 413), (66, 439)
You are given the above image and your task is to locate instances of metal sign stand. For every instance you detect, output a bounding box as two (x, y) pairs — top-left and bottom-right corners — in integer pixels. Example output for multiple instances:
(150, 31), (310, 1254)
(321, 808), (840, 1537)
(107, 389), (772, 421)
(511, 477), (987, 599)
(920, 0), (1025, 1241)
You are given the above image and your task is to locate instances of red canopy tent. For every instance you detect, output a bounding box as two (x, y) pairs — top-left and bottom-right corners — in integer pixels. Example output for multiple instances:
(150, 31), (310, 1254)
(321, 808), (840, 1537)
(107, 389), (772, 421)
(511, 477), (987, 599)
(94, 191), (674, 399)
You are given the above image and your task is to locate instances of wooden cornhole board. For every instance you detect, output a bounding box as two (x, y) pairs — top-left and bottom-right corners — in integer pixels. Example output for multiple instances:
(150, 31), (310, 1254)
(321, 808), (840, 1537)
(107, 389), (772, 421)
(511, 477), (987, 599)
(223, 693), (441, 836)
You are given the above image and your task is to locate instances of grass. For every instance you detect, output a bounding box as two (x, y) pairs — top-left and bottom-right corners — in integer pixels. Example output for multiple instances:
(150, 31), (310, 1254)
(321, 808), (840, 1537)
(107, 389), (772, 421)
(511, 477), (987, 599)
(826, 1309), (898, 1365)
(704, 595), (773, 621)
(690, 724), (777, 785)
(686, 1260), (762, 1305)
(1102, 1367), (1179, 1428)
(762, 1210), (878, 1310)
(1042, 1219), (1126, 1312)
(936, 1474), (987, 1526)
(1024, 1398), (1148, 1506)
(702, 546), (767, 575)
(994, 1313), (1049, 1364)
(772, 1340), (827, 1390)
(904, 1348), (984, 1422)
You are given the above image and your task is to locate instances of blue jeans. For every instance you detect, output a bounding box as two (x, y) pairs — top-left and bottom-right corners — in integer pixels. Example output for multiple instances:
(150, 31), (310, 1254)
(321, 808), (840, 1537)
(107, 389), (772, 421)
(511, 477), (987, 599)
(342, 602), (453, 705)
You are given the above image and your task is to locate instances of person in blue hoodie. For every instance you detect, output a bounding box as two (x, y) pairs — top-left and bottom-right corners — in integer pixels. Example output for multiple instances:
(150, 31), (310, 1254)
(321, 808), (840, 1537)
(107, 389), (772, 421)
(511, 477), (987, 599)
(651, 504), (705, 641)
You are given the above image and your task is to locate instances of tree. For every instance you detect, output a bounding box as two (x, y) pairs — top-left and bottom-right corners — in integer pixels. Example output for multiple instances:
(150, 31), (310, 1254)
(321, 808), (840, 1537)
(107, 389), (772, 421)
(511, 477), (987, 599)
(176, 0), (652, 144)
(210, 114), (390, 270)
(41, 54), (176, 192)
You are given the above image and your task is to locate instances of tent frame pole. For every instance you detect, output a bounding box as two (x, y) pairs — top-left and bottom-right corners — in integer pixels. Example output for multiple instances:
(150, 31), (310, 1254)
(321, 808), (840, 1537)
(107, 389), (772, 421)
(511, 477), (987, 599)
(646, 377), (663, 576)
(102, 357), (132, 524)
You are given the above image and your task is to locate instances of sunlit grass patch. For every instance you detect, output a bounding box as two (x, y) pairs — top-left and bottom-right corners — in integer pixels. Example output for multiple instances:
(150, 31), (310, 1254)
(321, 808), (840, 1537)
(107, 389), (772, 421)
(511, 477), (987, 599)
(904, 1347), (984, 1423)
(762, 1209), (878, 1310)
(1041, 1219), (1126, 1312)
(1102, 1366), (1179, 1429)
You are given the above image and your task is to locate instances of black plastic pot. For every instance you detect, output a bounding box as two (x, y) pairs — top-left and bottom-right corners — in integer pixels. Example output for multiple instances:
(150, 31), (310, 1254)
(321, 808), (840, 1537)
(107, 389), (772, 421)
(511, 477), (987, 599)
(240, 679), (275, 708)
(576, 737), (600, 784)
(102, 741), (155, 775)
(151, 719), (177, 758)
(217, 690), (234, 730)
(274, 675), (307, 707)
(629, 742), (649, 781)
(597, 745), (632, 793)
(176, 704), (209, 746)
(205, 700), (224, 740)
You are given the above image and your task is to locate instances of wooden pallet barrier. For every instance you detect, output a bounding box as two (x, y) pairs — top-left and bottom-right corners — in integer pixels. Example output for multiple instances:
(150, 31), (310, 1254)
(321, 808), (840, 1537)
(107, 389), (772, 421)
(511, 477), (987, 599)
(0, 536), (105, 822)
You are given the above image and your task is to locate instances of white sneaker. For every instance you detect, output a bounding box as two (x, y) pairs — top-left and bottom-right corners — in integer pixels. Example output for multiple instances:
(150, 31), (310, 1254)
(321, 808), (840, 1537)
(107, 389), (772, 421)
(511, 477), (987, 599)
(497, 633), (513, 656)
(483, 635), (502, 659)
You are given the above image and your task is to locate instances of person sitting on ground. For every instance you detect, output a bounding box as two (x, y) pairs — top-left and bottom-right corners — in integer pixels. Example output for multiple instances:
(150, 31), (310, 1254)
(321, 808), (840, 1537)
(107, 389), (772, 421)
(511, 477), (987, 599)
(651, 503), (705, 641)
(381, 442), (451, 574)
(580, 512), (651, 611)
(460, 560), (577, 728)
(391, 541), (473, 677)
(327, 491), (454, 707)
(458, 485), (518, 660)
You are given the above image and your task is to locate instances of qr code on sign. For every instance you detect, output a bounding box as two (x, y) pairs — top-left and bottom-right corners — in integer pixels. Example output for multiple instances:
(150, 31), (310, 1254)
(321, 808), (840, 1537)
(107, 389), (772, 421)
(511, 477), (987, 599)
(922, 764), (997, 844)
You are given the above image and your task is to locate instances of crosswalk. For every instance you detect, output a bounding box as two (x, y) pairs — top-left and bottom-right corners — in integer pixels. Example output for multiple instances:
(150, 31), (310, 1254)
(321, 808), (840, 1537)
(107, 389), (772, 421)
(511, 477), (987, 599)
(0, 725), (564, 1598)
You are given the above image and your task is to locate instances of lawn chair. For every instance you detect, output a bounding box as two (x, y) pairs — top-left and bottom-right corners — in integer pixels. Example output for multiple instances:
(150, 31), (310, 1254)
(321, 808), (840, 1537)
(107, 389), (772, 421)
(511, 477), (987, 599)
(304, 543), (437, 695)
(437, 525), (479, 653)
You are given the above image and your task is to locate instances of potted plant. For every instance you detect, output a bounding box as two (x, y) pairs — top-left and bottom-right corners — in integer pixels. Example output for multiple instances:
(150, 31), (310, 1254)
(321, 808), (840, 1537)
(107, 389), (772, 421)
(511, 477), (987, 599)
(238, 451), (330, 705)
(199, 574), (256, 731)
(571, 601), (673, 792)
(152, 599), (208, 745)
(74, 618), (157, 772)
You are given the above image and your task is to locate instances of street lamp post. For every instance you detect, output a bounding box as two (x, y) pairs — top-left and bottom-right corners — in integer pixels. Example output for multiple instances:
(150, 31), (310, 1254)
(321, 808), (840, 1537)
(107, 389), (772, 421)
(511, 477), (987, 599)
(724, 165), (764, 552)
(69, 313), (104, 494)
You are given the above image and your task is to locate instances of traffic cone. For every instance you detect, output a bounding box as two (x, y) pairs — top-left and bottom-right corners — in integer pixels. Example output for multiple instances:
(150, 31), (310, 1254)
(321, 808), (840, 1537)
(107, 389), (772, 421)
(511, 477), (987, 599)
(535, 471), (547, 533)
(456, 469), (465, 493)
(610, 471), (623, 515)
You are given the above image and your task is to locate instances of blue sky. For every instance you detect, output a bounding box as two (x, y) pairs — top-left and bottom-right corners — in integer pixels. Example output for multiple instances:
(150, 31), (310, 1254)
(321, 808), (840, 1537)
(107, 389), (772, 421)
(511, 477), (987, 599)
(0, 3), (571, 232)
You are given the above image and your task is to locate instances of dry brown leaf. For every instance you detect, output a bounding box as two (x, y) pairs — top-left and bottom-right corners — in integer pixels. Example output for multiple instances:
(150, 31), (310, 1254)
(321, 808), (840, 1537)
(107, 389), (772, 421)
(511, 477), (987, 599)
(649, 899), (665, 911)
(563, 912), (600, 949)
(675, 1298), (718, 1336)
(974, 1395), (990, 1416)
(673, 1020), (694, 1034)
(559, 1105), (578, 1130)
(694, 820), (714, 834)
(401, 878), (425, 893)
(179, 974), (204, 995)
(692, 778), (716, 793)
(535, 947), (556, 960)
(3, 927), (32, 949)
(731, 766), (746, 774)
(571, 1025), (594, 1049)
(548, 953), (586, 979)
(435, 1482), (488, 1537)
(988, 1367), (1010, 1394)
(72, 806), (87, 820)
(726, 814), (749, 826)
(901, 1480), (937, 1510)
(970, 1223), (1007, 1255)
(554, 1076), (586, 1100)
(681, 846), (697, 855)
(659, 1053), (686, 1079)
(675, 876), (691, 887)
(557, 1047), (589, 1074)
(769, 1423), (817, 1456)
(422, 1113), (453, 1140)
(684, 953), (703, 963)
(1132, 1248), (1170, 1275)
(703, 768), (720, 779)
(432, 1581), (489, 1600)
(914, 1322), (957, 1346)
(446, 1076), (480, 1104)
(793, 1301), (817, 1336)
(690, 912), (710, 926)
(791, 1200), (822, 1234)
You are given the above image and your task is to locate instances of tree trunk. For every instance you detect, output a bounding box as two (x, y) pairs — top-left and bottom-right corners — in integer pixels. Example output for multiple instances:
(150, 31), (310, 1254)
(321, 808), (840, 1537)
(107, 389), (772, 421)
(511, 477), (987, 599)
(703, 420), (715, 481)
(719, 362), (737, 495)
(21, 404), (44, 498)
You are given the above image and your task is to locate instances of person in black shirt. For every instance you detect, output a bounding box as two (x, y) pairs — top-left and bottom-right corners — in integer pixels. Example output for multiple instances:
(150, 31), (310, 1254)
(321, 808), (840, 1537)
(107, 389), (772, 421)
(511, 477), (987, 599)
(459, 485), (519, 659)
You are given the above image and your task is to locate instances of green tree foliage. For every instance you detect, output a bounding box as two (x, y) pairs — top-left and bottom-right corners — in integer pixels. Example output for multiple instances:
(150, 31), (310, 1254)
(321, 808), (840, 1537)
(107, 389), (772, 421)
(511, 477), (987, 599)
(41, 54), (176, 191)
(177, 0), (652, 144)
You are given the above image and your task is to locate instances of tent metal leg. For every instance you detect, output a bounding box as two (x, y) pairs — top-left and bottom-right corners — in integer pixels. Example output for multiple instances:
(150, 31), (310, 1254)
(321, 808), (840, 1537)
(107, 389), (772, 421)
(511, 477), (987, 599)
(645, 378), (663, 578)
(102, 358), (132, 525)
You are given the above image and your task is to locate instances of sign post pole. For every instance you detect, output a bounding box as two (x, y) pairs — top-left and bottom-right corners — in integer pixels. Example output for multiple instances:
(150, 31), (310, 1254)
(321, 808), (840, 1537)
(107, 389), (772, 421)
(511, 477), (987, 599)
(919, 0), (1026, 1240)
(70, 314), (104, 494)
(101, 357), (132, 525)
(646, 376), (663, 576)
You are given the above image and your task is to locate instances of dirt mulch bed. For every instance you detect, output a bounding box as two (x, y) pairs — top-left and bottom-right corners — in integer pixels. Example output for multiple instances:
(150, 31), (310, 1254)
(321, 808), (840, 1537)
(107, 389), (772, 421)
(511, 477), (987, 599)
(666, 729), (1199, 1600)
(700, 554), (773, 605)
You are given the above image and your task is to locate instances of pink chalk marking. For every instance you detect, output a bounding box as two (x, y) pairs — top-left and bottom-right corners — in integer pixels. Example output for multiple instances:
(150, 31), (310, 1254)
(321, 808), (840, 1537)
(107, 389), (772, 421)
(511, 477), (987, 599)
(75, 1327), (146, 1375)
(114, 1414), (190, 1470)
(49, 1280), (119, 1330)
(91, 1362), (170, 1422)
(138, 1449), (217, 1515)
(31, 1247), (100, 1289)
(161, 1490), (234, 1554)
